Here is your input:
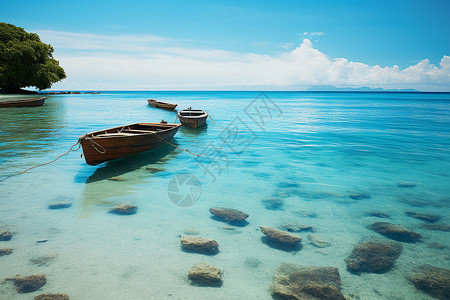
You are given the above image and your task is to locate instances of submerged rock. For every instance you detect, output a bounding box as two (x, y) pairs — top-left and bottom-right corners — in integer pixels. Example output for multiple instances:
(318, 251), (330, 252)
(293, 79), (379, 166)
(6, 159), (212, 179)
(260, 226), (301, 245)
(428, 242), (446, 250)
(244, 257), (262, 269)
(419, 223), (450, 232)
(144, 167), (164, 173)
(108, 176), (126, 181)
(397, 182), (417, 188)
(262, 197), (284, 210)
(209, 208), (249, 223)
(281, 222), (313, 232)
(109, 204), (137, 215)
(405, 211), (441, 223)
(293, 210), (317, 218)
(367, 222), (422, 243)
(221, 225), (242, 235)
(180, 235), (219, 254)
(29, 255), (57, 267)
(188, 263), (222, 287)
(410, 265), (450, 300)
(348, 192), (371, 200)
(0, 248), (13, 256)
(399, 198), (439, 208)
(34, 293), (70, 300)
(183, 229), (200, 236)
(345, 241), (403, 274)
(48, 196), (72, 209)
(308, 234), (331, 248)
(48, 202), (72, 210)
(365, 211), (390, 218)
(270, 263), (346, 300)
(0, 230), (13, 241)
(8, 274), (47, 293)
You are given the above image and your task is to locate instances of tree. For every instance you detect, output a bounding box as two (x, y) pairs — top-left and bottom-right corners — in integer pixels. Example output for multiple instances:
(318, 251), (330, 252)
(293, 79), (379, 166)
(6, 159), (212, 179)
(0, 22), (66, 93)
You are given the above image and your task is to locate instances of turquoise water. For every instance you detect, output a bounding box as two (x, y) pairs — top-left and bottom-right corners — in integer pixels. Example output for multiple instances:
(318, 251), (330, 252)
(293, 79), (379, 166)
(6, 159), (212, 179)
(0, 91), (449, 299)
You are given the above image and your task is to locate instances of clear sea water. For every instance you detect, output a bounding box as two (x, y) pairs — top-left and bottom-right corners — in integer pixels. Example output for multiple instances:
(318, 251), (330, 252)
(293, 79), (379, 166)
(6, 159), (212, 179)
(0, 91), (449, 299)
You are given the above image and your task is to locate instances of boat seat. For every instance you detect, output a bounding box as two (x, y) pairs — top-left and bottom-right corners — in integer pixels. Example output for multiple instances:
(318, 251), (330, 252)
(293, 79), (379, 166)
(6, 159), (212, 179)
(96, 133), (136, 137)
(122, 129), (156, 133)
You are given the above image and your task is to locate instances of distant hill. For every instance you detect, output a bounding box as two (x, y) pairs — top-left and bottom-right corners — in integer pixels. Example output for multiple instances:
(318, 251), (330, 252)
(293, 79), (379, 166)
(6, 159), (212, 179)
(306, 85), (419, 92)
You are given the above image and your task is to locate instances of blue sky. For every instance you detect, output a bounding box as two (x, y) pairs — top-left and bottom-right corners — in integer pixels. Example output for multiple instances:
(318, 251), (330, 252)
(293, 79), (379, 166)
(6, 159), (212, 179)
(1, 0), (449, 91)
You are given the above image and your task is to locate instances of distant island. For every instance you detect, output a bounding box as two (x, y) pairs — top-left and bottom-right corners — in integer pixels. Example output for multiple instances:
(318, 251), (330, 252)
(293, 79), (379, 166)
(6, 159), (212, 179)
(306, 85), (419, 92)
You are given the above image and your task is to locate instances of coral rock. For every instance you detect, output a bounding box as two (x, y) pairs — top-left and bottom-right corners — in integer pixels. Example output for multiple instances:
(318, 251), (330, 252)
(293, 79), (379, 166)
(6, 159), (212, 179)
(0, 230), (13, 241)
(12, 274), (47, 293)
(188, 263), (222, 286)
(262, 197), (284, 210)
(419, 223), (450, 232)
(365, 211), (390, 218)
(0, 247), (13, 256)
(367, 222), (421, 243)
(34, 293), (70, 300)
(308, 234), (331, 248)
(345, 241), (403, 274)
(180, 235), (219, 254)
(348, 193), (371, 200)
(405, 211), (441, 223)
(209, 208), (248, 222)
(260, 226), (301, 245)
(270, 263), (346, 300)
(410, 265), (450, 300)
(281, 222), (313, 232)
(109, 204), (137, 215)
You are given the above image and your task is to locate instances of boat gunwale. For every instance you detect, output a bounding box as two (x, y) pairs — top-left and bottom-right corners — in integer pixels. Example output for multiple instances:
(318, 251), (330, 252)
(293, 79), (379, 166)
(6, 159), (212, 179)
(80, 123), (181, 140)
(0, 96), (46, 106)
(177, 110), (208, 118)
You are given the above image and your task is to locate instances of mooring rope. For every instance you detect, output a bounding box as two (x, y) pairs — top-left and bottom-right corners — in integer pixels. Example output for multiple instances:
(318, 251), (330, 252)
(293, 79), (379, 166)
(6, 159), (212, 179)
(0, 139), (82, 182)
(208, 114), (240, 134)
(163, 139), (205, 157)
(0, 116), (242, 182)
(88, 138), (106, 154)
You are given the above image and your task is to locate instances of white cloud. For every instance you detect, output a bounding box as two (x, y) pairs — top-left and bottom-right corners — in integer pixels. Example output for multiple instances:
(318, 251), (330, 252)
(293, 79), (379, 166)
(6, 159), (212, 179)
(39, 30), (450, 91)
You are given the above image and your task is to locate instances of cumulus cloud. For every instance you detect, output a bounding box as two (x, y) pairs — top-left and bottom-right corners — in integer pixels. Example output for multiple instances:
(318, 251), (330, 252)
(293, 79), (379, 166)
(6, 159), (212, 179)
(37, 30), (450, 91)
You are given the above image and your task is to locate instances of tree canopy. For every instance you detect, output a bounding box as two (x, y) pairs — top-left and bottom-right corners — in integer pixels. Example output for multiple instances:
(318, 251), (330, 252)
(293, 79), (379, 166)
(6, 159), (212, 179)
(0, 22), (66, 92)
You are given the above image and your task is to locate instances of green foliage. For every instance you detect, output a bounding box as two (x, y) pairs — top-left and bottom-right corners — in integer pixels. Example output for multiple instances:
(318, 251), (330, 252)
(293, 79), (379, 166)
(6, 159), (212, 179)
(0, 22), (66, 91)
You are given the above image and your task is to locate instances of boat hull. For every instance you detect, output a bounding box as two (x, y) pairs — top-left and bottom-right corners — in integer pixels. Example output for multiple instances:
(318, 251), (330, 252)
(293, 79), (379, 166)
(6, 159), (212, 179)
(0, 97), (45, 107)
(80, 123), (180, 165)
(177, 110), (208, 128)
(147, 99), (177, 110)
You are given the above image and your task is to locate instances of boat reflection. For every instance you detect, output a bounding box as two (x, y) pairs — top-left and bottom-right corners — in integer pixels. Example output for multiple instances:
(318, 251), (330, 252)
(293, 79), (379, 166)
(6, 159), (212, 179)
(179, 124), (208, 136)
(78, 142), (180, 216)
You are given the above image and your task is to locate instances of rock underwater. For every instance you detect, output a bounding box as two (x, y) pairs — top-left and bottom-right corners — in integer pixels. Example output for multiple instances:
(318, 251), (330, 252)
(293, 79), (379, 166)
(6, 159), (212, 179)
(188, 263), (223, 287)
(367, 222), (421, 243)
(345, 240), (403, 274)
(180, 235), (219, 254)
(270, 263), (346, 300)
(410, 265), (450, 300)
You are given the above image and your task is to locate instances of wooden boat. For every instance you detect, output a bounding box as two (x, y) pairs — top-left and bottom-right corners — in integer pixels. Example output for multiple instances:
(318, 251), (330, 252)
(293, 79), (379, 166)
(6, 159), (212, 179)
(177, 108), (208, 128)
(0, 97), (45, 107)
(147, 99), (177, 110)
(79, 122), (181, 165)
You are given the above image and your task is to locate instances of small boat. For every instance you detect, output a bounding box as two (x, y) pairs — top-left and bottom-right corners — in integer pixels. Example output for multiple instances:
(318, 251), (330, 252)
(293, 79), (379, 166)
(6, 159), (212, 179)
(177, 108), (208, 128)
(0, 97), (45, 108)
(147, 99), (177, 110)
(79, 122), (181, 165)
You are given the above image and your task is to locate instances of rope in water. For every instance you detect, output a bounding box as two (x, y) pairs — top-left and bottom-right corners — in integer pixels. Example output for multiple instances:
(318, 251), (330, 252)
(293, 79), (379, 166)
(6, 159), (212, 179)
(0, 139), (82, 182)
(208, 114), (240, 134)
(0, 116), (241, 181)
(163, 139), (204, 157)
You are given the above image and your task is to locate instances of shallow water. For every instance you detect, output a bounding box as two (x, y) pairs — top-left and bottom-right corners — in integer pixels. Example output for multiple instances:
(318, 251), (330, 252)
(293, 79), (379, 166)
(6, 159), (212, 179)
(0, 91), (449, 299)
